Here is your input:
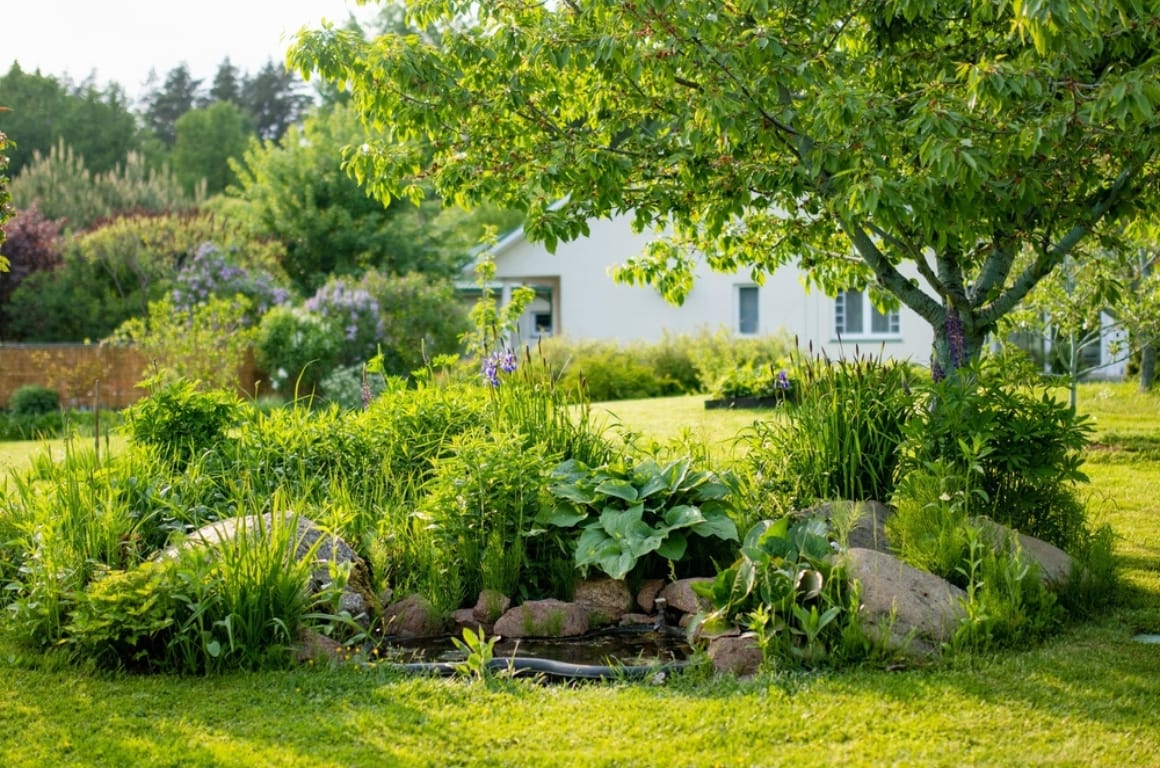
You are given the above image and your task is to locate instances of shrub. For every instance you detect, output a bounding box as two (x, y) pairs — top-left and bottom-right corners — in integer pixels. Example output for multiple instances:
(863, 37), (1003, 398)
(897, 355), (1092, 551)
(686, 327), (796, 393)
(65, 512), (329, 673)
(108, 295), (258, 391)
(539, 455), (740, 583)
(320, 364), (388, 410)
(304, 275), (385, 369)
(9, 384), (59, 415)
(0, 409), (121, 441)
(709, 361), (796, 402)
(360, 271), (472, 377)
(253, 305), (342, 397)
(123, 376), (241, 466)
(421, 428), (559, 611)
(170, 242), (291, 323)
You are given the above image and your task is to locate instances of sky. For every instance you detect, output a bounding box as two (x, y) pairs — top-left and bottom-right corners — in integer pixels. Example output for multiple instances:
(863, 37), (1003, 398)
(3, 0), (376, 102)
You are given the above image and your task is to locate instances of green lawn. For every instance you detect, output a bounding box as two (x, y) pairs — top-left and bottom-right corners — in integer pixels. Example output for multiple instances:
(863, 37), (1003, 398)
(2, 384), (1158, 767)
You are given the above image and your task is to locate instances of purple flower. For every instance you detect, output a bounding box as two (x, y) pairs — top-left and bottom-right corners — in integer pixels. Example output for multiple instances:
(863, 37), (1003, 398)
(775, 369), (791, 390)
(500, 350), (518, 373)
(482, 356), (501, 387)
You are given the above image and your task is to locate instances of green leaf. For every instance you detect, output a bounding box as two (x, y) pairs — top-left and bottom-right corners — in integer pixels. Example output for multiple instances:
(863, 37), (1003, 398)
(661, 458), (692, 493)
(692, 514), (739, 542)
(594, 478), (639, 503)
(662, 505), (705, 529)
(535, 504), (589, 529)
(656, 532), (688, 561)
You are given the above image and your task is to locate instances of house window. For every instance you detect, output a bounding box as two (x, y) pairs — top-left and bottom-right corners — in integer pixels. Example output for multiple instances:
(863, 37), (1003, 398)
(835, 290), (900, 338)
(738, 285), (759, 335)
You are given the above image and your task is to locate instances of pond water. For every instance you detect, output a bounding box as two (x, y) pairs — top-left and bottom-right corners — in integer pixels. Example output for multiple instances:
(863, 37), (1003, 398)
(380, 625), (693, 669)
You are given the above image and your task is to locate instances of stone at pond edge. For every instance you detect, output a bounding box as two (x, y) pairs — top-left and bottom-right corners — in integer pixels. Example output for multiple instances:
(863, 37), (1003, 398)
(841, 547), (967, 657)
(493, 599), (589, 638)
(295, 629), (345, 664)
(472, 590), (512, 625)
(573, 578), (634, 626)
(383, 594), (444, 638)
(451, 608), (482, 634)
(636, 578), (665, 613)
(708, 634), (763, 677)
(659, 578), (714, 616)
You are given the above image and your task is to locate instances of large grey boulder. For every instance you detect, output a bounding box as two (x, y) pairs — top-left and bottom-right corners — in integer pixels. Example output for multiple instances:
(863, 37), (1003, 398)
(971, 517), (1076, 589)
(801, 500), (893, 553)
(842, 547), (967, 656)
(493, 599), (589, 638)
(164, 513), (377, 622)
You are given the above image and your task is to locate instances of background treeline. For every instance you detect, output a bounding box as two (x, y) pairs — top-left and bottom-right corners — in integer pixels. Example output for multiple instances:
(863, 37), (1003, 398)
(0, 9), (520, 393)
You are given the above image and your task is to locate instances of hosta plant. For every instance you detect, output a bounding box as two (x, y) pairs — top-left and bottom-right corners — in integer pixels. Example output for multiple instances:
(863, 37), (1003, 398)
(538, 457), (740, 581)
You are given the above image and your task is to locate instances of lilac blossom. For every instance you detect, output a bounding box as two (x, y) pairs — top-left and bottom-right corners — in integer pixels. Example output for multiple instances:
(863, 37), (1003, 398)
(171, 242), (291, 322)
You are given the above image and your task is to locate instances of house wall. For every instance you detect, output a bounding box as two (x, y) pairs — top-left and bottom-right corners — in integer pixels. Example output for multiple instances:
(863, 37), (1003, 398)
(488, 215), (935, 365)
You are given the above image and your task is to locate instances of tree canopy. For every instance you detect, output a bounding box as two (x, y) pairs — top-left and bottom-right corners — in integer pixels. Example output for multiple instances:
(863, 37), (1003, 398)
(290, 0), (1160, 373)
(0, 64), (140, 177)
(221, 102), (519, 293)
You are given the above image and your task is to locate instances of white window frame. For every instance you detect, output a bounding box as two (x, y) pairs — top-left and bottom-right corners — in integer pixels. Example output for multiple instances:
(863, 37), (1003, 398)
(834, 289), (901, 340)
(737, 284), (759, 336)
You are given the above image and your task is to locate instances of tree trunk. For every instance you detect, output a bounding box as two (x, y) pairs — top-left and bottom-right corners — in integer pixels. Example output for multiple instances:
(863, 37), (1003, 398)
(1140, 341), (1156, 393)
(930, 309), (987, 380)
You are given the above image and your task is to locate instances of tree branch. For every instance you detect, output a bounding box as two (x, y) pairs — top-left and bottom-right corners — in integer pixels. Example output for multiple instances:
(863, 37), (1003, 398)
(839, 216), (943, 324)
(979, 163), (1144, 326)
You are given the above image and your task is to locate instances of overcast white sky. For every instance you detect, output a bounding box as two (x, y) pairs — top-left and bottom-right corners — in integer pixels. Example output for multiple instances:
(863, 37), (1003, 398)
(3, 0), (376, 102)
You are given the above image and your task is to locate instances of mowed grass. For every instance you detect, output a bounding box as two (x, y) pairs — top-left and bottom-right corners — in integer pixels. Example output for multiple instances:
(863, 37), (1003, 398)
(1, 384), (1158, 767)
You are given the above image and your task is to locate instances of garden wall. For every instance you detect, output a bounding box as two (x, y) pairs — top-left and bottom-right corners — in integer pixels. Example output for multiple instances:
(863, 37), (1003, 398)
(0, 344), (262, 410)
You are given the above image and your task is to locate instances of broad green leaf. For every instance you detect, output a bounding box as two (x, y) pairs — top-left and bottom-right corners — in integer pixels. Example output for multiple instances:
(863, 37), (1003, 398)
(662, 505), (705, 529)
(693, 514), (739, 542)
(694, 480), (733, 501)
(534, 504), (589, 529)
(656, 531), (687, 561)
(594, 478), (639, 503)
(661, 458), (692, 493)
(549, 481), (598, 505)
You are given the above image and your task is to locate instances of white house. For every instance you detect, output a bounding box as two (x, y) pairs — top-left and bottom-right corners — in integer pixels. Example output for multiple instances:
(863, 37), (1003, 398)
(463, 214), (936, 366)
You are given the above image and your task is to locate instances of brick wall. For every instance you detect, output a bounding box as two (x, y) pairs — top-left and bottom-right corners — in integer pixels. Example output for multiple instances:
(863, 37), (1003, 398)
(0, 344), (262, 410)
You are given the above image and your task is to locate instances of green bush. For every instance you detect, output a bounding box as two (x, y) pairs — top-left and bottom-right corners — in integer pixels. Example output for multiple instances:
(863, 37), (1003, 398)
(421, 428), (560, 611)
(709, 361), (796, 402)
(9, 384), (59, 415)
(360, 271), (473, 377)
(253, 306), (342, 398)
(123, 377), (241, 467)
(540, 338), (668, 402)
(65, 513), (329, 673)
(686, 328), (796, 393)
(0, 409), (121, 441)
(539, 455), (740, 583)
(695, 516), (863, 667)
(897, 355), (1092, 551)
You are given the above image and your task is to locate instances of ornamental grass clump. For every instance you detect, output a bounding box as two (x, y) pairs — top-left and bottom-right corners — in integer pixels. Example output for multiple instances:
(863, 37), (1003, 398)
(743, 347), (915, 515)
